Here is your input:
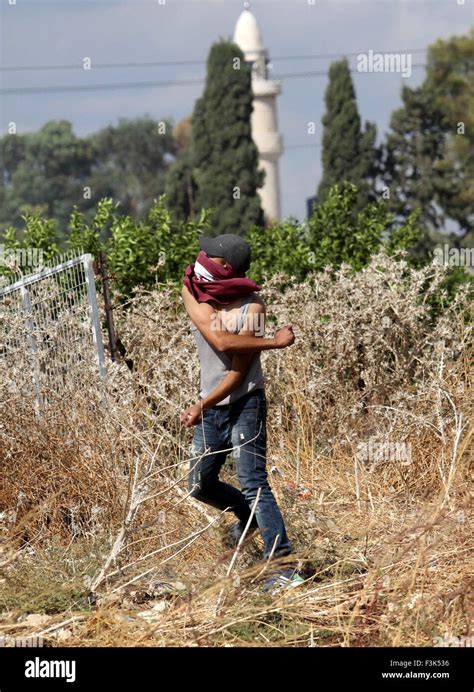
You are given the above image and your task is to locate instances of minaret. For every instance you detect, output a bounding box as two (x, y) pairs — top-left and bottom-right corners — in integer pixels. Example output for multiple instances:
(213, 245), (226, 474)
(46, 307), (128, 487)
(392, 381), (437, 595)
(233, 5), (283, 223)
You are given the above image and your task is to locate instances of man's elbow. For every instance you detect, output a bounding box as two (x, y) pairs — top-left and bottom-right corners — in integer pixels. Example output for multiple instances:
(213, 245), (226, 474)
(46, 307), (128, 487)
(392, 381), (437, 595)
(230, 370), (245, 385)
(213, 335), (230, 353)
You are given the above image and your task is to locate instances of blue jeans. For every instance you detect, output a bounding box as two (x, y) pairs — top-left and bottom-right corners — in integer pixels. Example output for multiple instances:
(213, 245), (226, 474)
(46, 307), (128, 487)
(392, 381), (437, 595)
(188, 388), (293, 560)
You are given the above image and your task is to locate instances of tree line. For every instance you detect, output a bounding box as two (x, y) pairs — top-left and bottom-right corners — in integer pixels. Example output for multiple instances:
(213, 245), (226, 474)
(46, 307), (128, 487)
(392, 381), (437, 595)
(0, 29), (472, 289)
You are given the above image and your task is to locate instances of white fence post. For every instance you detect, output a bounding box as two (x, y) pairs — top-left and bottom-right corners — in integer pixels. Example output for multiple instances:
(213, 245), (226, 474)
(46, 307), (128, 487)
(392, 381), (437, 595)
(20, 285), (44, 414)
(83, 254), (106, 382)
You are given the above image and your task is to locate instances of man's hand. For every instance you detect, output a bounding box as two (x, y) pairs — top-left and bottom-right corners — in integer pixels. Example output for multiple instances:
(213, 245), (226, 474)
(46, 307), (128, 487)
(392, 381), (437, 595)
(275, 325), (295, 349)
(180, 403), (203, 428)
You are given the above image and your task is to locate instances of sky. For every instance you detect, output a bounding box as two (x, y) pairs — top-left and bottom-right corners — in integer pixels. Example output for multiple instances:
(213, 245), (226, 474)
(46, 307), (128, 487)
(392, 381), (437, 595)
(0, 0), (472, 222)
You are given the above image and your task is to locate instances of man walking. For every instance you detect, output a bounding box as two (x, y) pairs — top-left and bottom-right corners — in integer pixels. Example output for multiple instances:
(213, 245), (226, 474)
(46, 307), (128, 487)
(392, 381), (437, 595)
(181, 234), (303, 591)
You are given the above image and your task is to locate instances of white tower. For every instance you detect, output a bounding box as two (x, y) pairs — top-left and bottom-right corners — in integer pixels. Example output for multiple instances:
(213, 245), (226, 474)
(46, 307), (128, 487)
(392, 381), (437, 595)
(233, 6), (283, 223)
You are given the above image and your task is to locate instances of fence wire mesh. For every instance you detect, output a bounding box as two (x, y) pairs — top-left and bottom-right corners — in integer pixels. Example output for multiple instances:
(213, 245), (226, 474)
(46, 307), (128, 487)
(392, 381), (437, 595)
(0, 254), (106, 410)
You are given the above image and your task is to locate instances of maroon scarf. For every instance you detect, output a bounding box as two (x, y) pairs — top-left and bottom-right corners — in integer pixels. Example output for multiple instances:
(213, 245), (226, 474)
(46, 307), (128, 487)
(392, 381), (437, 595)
(183, 250), (262, 306)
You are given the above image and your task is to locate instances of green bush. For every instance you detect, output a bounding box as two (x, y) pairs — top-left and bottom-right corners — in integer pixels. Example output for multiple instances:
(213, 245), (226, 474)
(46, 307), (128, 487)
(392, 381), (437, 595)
(2, 184), (469, 306)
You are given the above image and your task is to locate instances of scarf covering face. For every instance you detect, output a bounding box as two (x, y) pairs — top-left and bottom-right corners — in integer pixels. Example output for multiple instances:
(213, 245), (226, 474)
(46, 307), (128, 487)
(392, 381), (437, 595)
(184, 250), (262, 306)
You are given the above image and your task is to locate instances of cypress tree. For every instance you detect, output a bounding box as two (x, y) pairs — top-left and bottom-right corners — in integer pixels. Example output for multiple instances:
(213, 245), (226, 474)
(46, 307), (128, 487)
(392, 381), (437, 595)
(164, 150), (197, 221)
(191, 40), (264, 236)
(317, 59), (377, 213)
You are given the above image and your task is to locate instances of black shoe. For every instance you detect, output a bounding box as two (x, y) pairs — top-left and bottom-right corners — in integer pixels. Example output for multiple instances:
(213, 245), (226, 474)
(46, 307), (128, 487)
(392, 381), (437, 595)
(224, 519), (259, 549)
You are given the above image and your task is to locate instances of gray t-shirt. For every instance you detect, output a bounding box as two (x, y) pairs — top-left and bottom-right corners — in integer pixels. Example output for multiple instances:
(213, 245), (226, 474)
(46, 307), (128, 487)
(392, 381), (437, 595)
(191, 292), (265, 405)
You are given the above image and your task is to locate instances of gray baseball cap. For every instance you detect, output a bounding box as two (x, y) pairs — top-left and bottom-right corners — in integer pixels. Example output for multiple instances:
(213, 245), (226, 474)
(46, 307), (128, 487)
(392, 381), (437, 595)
(199, 234), (252, 274)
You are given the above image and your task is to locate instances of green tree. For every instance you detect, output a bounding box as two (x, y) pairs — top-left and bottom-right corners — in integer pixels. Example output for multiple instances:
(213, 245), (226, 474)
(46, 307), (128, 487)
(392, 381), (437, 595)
(0, 117), (178, 239)
(246, 183), (428, 283)
(67, 195), (210, 299)
(381, 83), (449, 233)
(381, 30), (474, 240)
(164, 149), (197, 222)
(164, 117), (197, 221)
(191, 40), (264, 236)
(0, 214), (61, 279)
(307, 183), (426, 272)
(69, 197), (117, 257)
(0, 121), (92, 239)
(317, 59), (378, 213)
(425, 29), (474, 240)
(86, 116), (176, 219)
(246, 218), (310, 284)
(0, 187), (436, 298)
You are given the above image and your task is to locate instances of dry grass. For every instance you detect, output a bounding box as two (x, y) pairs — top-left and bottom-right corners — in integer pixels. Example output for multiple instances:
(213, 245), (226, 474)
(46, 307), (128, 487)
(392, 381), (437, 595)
(0, 250), (472, 647)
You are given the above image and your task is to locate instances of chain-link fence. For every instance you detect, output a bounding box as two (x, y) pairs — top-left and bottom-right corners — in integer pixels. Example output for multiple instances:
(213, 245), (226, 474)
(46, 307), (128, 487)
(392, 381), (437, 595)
(0, 253), (106, 411)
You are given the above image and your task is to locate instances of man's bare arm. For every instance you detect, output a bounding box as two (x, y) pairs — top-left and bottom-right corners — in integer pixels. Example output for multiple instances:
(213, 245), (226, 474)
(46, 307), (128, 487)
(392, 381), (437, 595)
(180, 351), (255, 428)
(180, 303), (264, 427)
(200, 301), (264, 408)
(182, 285), (294, 353)
(201, 353), (254, 408)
